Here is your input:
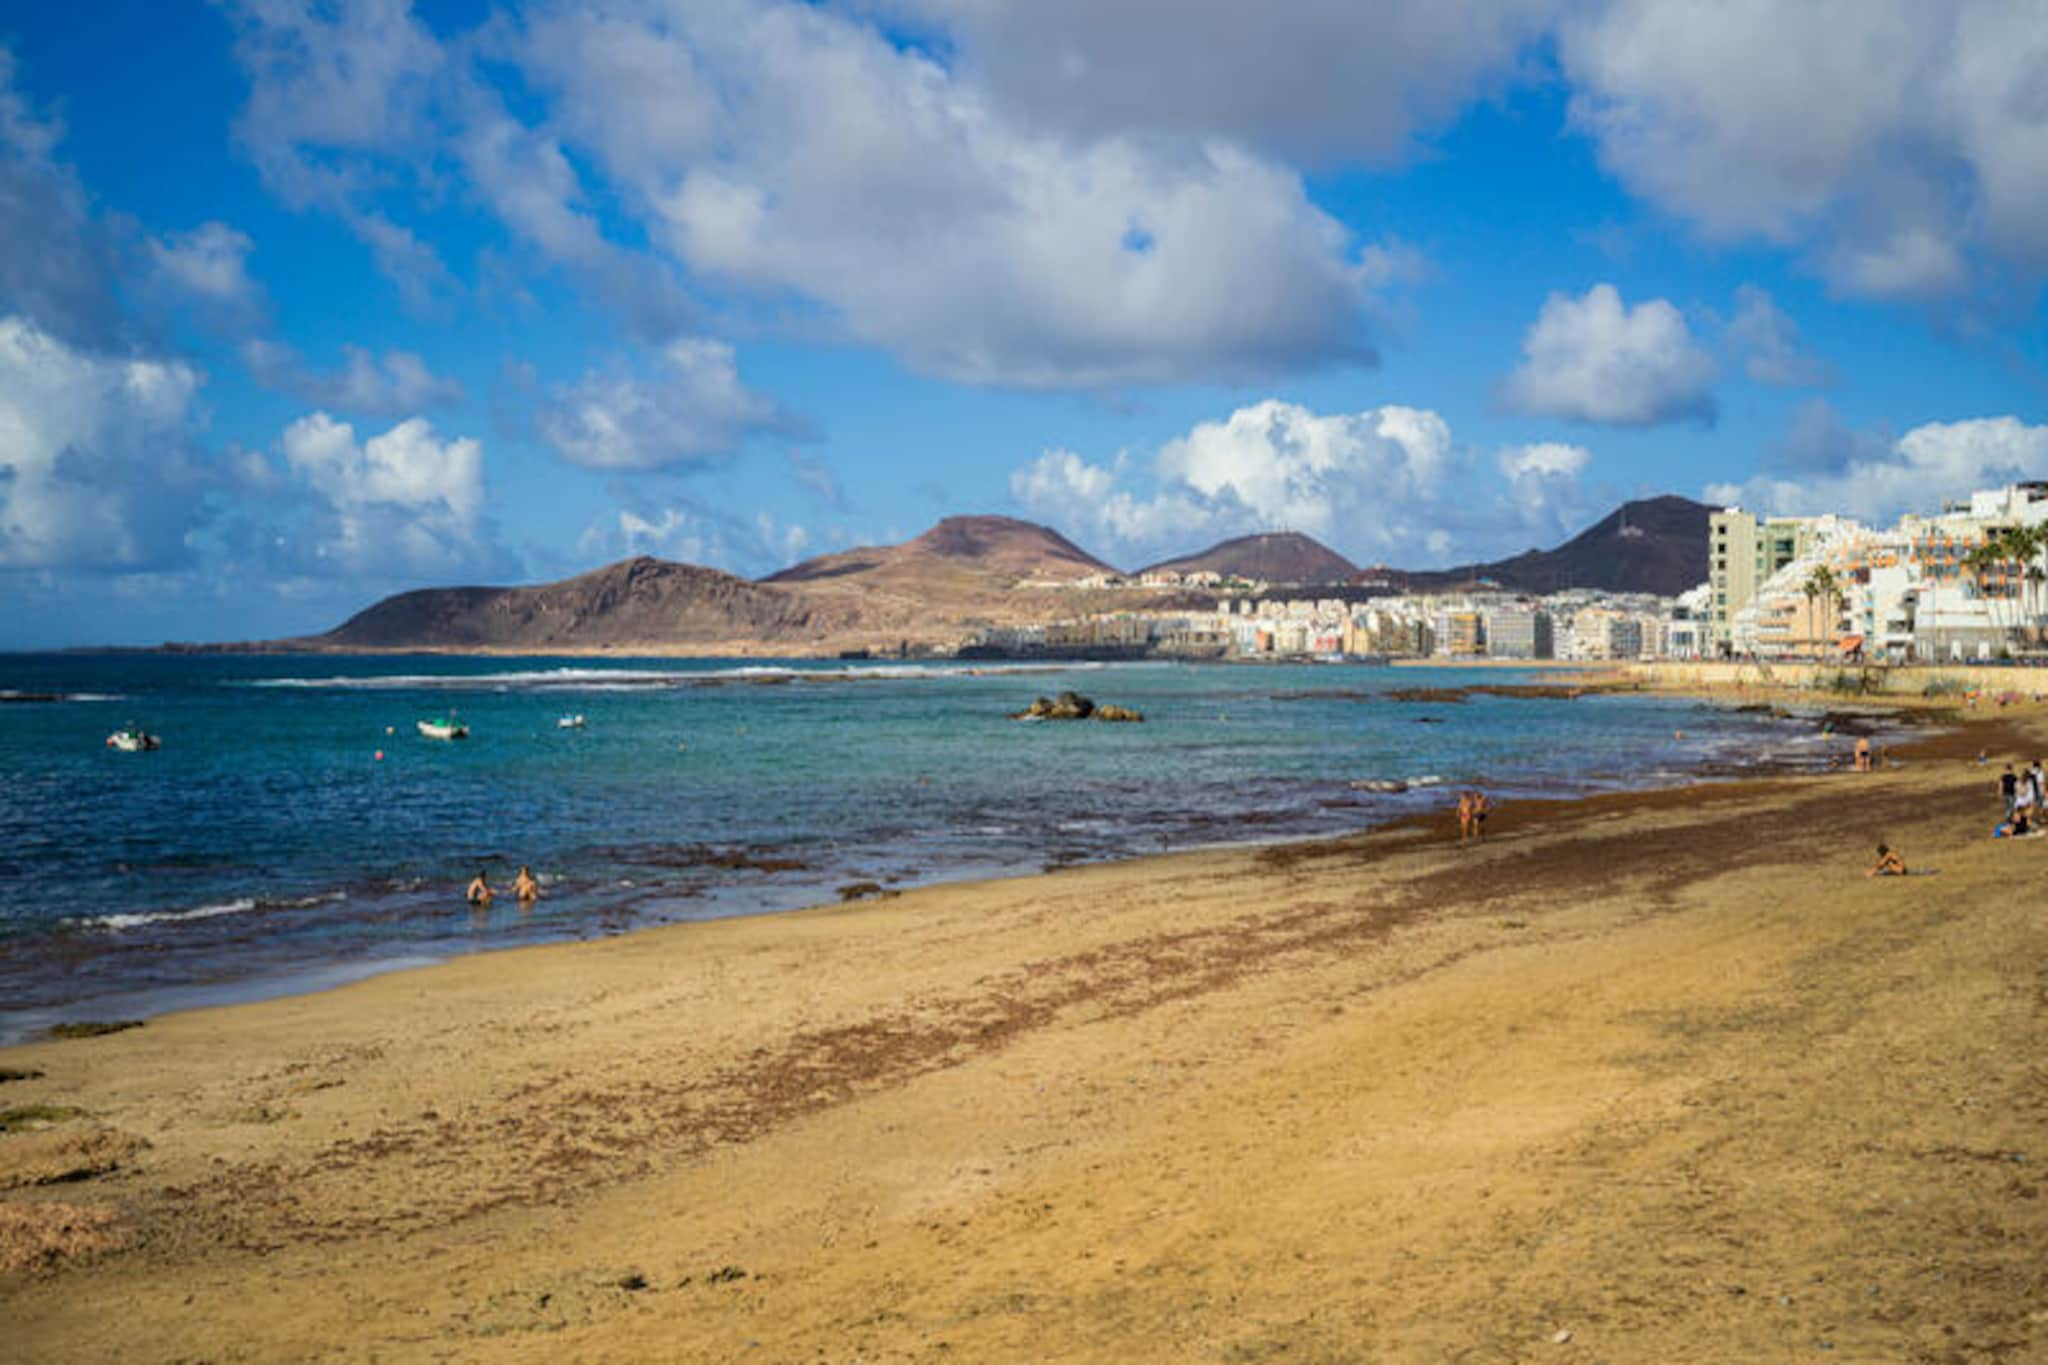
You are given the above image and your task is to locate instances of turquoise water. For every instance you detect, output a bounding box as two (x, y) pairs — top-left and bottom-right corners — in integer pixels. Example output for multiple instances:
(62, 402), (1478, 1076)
(0, 654), (1841, 1038)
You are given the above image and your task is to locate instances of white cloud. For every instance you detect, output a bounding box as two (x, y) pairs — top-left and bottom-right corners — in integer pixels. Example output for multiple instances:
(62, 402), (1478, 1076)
(1012, 400), (1607, 570)
(222, 0), (443, 206)
(1497, 442), (1594, 544)
(243, 339), (464, 416)
(1706, 416), (2048, 525)
(1499, 283), (1717, 427)
(1726, 284), (1833, 387)
(276, 411), (486, 574)
(220, 0), (459, 308)
(536, 337), (797, 471)
(576, 497), (808, 575)
(1559, 0), (2048, 300)
(503, 1), (1402, 388)
(147, 221), (264, 327)
(871, 0), (1552, 165)
(0, 315), (207, 569)
(0, 49), (124, 347)
(1010, 399), (1552, 568)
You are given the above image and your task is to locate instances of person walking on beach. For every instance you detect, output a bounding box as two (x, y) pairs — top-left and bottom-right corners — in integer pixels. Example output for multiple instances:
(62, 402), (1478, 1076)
(513, 865), (539, 904)
(1455, 791), (1474, 843)
(2000, 764), (2019, 821)
(466, 870), (493, 907)
(1854, 735), (1872, 772)
(2029, 760), (2045, 811)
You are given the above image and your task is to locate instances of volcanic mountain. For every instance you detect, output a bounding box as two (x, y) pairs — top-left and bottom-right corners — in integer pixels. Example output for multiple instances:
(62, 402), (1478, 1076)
(1398, 495), (1712, 597)
(1139, 531), (1357, 585)
(309, 556), (823, 650)
(258, 516), (1154, 654)
(763, 515), (1115, 586)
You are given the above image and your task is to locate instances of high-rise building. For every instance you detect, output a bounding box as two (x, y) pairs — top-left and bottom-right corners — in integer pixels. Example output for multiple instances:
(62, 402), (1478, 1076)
(1485, 607), (1553, 659)
(1708, 510), (1838, 654)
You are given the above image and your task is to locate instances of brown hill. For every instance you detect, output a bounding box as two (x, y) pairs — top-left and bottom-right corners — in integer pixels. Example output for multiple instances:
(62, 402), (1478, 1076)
(274, 517), (1158, 655)
(764, 515), (1115, 585)
(312, 557), (821, 650)
(1140, 531), (1357, 585)
(1396, 496), (1710, 597)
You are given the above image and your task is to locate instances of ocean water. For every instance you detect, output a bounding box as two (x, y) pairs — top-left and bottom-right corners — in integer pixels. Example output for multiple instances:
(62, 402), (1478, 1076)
(0, 653), (1854, 1039)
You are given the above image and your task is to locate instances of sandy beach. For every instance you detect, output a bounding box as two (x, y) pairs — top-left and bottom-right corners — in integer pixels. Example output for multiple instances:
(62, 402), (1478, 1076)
(5, 705), (2048, 1361)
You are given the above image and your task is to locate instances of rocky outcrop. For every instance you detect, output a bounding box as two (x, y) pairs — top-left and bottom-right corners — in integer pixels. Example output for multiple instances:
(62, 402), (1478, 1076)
(1012, 692), (1143, 722)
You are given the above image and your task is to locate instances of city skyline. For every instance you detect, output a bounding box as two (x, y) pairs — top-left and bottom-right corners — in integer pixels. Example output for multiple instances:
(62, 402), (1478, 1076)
(3, 1), (2046, 646)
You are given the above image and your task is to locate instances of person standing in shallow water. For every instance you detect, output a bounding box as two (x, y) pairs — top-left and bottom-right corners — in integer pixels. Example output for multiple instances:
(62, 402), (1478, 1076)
(512, 866), (539, 904)
(466, 870), (493, 907)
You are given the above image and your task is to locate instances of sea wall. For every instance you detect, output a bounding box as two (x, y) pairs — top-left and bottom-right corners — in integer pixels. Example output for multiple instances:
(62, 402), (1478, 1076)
(1626, 659), (2048, 698)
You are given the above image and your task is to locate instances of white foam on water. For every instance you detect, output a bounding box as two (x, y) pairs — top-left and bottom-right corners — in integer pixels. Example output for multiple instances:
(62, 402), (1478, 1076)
(75, 897), (261, 932)
(242, 659), (1121, 690)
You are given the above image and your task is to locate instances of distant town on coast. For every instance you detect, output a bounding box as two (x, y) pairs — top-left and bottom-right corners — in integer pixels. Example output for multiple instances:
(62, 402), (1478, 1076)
(249, 477), (2048, 671)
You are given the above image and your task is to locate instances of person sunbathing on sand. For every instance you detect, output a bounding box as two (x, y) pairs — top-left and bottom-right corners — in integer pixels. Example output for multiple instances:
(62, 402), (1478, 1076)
(513, 865), (539, 903)
(1868, 843), (1905, 877)
(466, 870), (493, 906)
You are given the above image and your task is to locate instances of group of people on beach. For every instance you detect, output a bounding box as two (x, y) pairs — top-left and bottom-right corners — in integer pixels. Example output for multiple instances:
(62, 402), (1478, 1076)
(1994, 759), (2047, 838)
(466, 866), (540, 907)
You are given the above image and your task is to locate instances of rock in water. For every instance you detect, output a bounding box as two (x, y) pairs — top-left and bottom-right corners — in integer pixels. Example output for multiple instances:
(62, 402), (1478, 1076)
(1048, 690), (1095, 719)
(1094, 705), (1144, 723)
(1013, 691), (1109, 720)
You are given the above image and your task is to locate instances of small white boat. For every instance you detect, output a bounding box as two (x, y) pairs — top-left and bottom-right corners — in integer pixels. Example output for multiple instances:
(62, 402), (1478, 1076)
(106, 726), (160, 753)
(556, 714), (586, 730)
(417, 716), (469, 741)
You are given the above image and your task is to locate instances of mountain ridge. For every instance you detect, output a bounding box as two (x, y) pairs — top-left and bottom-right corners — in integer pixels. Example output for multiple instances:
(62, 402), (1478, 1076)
(1395, 495), (1711, 597)
(1138, 530), (1357, 585)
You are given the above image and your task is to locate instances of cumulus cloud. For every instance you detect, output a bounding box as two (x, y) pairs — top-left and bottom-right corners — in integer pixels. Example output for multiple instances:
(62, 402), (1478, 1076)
(0, 315), (208, 569)
(1007, 399), (1584, 569)
(243, 339), (464, 416)
(638, 3), (1387, 387)
(1499, 283), (1717, 427)
(274, 411), (488, 575)
(1707, 415), (2048, 525)
(1725, 285), (1833, 387)
(535, 338), (800, 471)
(1497, 442), (1594, 545)
(1559, 0), (2048, 300)
(213, 0), (1405, 389)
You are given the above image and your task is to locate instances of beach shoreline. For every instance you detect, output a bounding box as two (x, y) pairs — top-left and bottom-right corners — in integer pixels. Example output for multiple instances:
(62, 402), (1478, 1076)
(0, 671), (1956, 1044)
(5, 696), (2046, 1359)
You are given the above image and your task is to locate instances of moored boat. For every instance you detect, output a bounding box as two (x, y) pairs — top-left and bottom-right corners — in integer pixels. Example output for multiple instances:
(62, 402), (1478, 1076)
(106, 726), (161, 752)
(417, 716), (469, 740)
(556, 713), (586, 729)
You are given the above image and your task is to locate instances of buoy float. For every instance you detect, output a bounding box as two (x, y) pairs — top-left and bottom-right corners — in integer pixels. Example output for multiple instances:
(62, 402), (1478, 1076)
(374, 750), (384, 761)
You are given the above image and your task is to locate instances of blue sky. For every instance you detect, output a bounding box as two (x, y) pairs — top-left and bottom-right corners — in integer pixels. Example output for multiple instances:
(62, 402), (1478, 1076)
(1, 0), (2044, 646)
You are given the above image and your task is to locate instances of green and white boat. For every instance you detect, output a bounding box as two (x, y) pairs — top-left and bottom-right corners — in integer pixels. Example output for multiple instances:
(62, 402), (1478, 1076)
(416, 715), (469, 741)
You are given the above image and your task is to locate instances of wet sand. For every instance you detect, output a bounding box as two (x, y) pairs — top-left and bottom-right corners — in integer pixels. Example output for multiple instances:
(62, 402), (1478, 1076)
(4, 711), (2048, 1360)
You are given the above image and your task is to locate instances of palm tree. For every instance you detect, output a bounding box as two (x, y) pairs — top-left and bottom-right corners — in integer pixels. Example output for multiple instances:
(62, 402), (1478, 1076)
(1964, 541), (2002, 647)
(1804, 564), (1840, 656)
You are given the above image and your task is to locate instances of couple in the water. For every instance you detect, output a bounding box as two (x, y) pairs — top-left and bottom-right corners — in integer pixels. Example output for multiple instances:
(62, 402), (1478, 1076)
(466, 866), (539, 907)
